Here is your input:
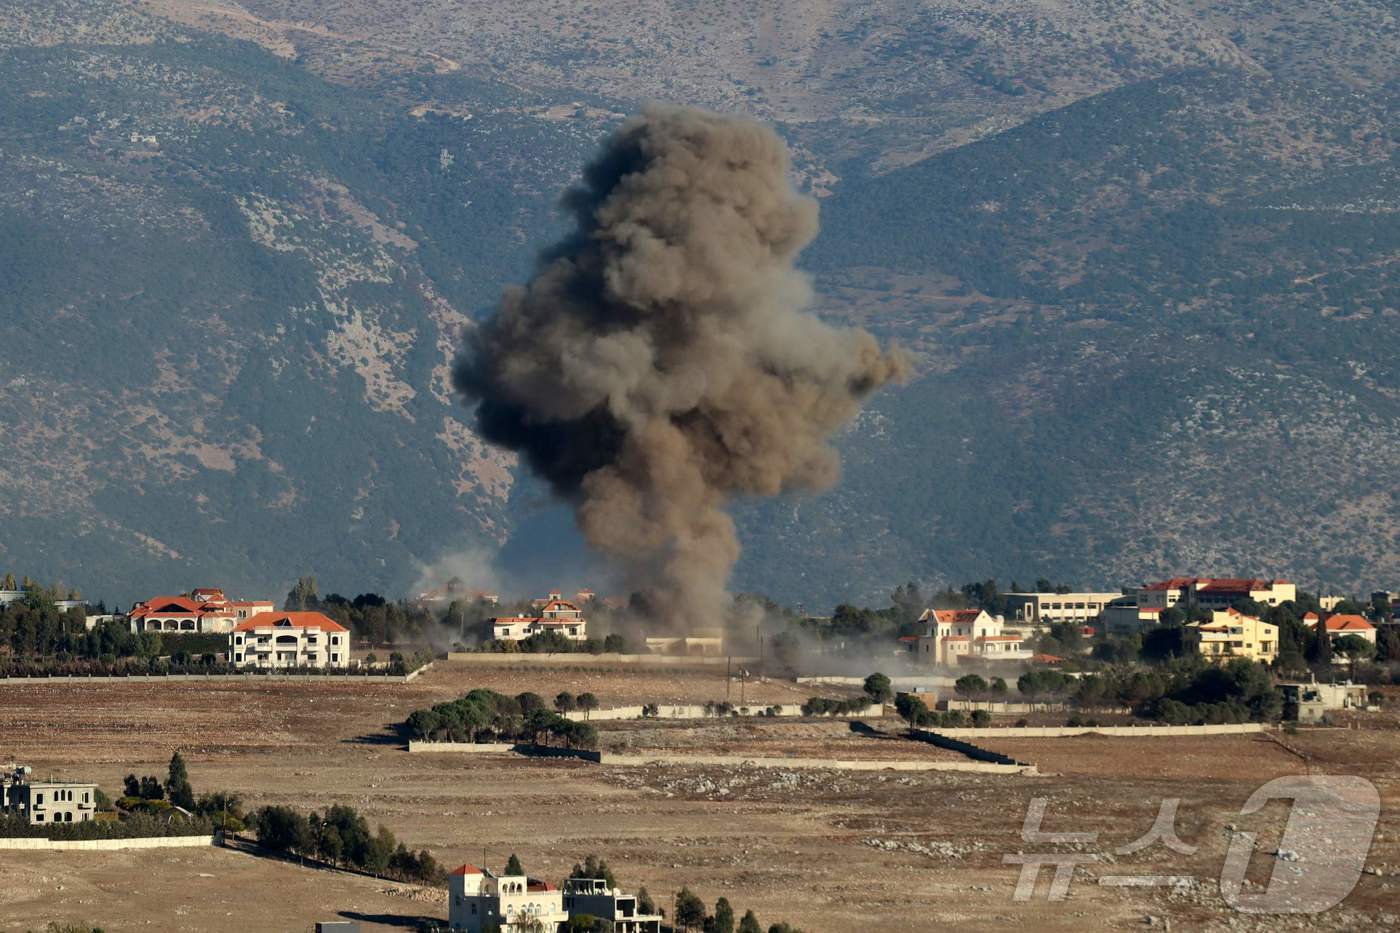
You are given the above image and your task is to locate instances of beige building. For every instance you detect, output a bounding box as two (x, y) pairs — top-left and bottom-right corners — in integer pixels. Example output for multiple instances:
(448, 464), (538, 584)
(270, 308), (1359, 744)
(910, 609), (1030, 666)
(1278, 677), (1371, 724)
(1, 766), (97, 826)
(1185, 609), (1278, 664)
(229, 611), (351, 669)
(644, 633), (724, 656)
(1137, 577), (1296, 611)
(1004, 592), (1123, 625)
(448, 864), (569, 932)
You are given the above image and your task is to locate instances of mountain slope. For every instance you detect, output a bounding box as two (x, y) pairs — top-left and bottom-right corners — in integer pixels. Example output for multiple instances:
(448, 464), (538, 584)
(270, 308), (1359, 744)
(0, 0), (1395, 605)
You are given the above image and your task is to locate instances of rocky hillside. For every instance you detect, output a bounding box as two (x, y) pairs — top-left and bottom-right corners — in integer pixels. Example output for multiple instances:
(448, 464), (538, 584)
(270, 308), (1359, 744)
(0, 0), (1395, 605)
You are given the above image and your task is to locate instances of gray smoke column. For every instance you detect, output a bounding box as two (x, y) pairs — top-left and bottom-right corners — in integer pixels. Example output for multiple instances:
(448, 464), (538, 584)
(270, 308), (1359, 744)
(454, 106), (908, 629)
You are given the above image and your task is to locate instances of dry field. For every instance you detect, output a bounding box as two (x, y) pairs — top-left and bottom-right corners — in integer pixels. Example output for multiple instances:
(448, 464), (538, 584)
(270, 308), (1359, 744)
(1, 661), (1398, 932)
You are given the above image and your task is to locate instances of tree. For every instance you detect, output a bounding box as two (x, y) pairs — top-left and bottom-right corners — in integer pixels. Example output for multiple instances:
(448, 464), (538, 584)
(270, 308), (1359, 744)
(711, 897), (735, 933)
(738, 911), (763, 933)
(990, 677), (1008, 696)
(138, 776), (165, 801)
(954, 674), (988, 698)
(1306, 618), (1332, 665)
(577, 693), (600, 718)
(894, 693), (929, 725)
(516, 692), (546, 715)
(602, 633), (627, 653)
(674, 888), (706, 931)
(165, 752), (195, 809)
(122, 774), (140, 798)
(637, 887), (656, 916)
(862, 672), (892, 704)
(505, 853), (524, 875)
(555, 691), (577, 713)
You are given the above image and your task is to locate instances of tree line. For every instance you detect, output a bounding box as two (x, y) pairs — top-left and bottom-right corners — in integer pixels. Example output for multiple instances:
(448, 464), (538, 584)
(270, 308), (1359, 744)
(404, 687), (599, 749)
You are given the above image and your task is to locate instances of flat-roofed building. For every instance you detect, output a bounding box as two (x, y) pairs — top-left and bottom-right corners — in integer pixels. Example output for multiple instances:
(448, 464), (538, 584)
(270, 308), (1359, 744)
(1005, 591), (1123, 625)
(229, 611), (351, 669)
(1, 766), (97, 826)
(1101, 597), (1165, 636)
(561, 877), (662, 933)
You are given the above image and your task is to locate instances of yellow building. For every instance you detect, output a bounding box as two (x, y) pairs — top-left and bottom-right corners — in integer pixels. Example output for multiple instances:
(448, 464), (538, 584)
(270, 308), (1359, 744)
(1186, 609), (1278, 664)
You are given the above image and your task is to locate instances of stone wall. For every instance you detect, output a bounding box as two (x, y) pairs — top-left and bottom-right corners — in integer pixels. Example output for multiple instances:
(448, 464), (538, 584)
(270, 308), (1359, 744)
(0, 834), (216, 851)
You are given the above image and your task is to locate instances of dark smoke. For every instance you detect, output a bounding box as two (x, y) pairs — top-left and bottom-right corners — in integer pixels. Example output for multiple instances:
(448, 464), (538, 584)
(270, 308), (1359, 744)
(454, 106), (908, 630)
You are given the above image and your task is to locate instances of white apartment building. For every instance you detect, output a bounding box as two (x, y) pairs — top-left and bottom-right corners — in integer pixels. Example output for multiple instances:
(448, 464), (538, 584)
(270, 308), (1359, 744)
(1, 766), (97, 826)
(909, 609), (1030, 666)
(229, 611), (350, 669)
(448, 864), (568, 932)
(1004, 591), (1123, 625)
(561, 878), (663, 933)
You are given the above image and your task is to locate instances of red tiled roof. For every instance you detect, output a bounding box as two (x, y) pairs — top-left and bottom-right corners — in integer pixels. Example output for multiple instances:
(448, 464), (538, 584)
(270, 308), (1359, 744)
(192, 587), (224, 597)
(449, 864), (484, 876)
(930, 609), (983, 624)
(231, 611), (348, 633)
(1321, 614), (1374, 632)
(1033, 653), (1065, 663)
(527, 880), (557, 892)
(897, 635), (919, 643)
(979, 635), (1023, 642)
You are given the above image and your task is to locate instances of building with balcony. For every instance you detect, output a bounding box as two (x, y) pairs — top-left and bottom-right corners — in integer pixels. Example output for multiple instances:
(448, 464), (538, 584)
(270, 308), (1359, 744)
(229, 611), (350, 669)
(129, 588), (275, 634)
(1185, 609), (1278, 664)
(447, 864), (568, 932)
(1, 765), (97, 826)
(908, 609), (1030, 666)
(561, 877), (663, 933)
(1101, 596), (1166, 636)
(491, 598), (588, 643)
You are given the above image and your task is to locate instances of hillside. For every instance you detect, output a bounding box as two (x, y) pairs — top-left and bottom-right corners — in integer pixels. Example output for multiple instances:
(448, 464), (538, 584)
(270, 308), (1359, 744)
(0, 0), (1395, 606)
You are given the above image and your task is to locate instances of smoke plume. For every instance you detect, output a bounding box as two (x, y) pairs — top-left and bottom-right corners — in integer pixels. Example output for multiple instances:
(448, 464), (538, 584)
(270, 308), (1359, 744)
(454, 106), (908, 630)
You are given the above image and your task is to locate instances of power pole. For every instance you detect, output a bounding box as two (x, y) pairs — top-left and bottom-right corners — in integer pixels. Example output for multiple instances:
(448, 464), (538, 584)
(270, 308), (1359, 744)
(726, 656), (732, 701)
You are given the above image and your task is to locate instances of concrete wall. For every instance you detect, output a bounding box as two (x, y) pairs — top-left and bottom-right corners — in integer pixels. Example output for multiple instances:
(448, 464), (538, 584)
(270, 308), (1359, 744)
(941, 700), (1133, 714)
(930, 723), (1267, 739)
(596, 752), (1030, 774)
(0, 661), (434, 686)
(408, 742), (517, 754)
(0, 834), (216, 851)
(560, 702), (885, 722)
(445, 652), (759, 667)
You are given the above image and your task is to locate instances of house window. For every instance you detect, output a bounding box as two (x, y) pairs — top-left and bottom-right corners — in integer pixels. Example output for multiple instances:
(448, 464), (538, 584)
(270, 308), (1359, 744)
(330, 653), (338, 662)
(36, 793), (43, 805)
(35, 814), (44, 822)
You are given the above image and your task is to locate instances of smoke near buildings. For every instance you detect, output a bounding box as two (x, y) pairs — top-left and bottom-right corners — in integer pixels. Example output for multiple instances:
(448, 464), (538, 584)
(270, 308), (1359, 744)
(454, 106), (907, 629)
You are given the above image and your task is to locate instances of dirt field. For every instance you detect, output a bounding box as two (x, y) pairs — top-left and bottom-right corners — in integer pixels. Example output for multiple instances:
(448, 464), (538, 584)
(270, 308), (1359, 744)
(2, 661), (1397, 932)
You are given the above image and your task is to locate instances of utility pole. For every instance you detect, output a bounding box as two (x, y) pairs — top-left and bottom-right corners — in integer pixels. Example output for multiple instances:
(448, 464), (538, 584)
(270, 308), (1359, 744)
(726, 656), (731, 701)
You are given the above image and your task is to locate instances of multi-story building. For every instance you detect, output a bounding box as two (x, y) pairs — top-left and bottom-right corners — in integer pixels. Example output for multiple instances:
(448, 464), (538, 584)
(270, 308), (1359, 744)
(1004, 591), (1123, 626)
(229, 611), (351, 669)
(908, 609), (1030, 666)
(1, 765), (97, 826)
(491, 598), (588, 643)
(561, 877), (663, 933)
(129, 588), (275, 634)
(1185, 609), (1278, 664)
(447, 864), (569, 932)
(1137, 578), (1296, 611)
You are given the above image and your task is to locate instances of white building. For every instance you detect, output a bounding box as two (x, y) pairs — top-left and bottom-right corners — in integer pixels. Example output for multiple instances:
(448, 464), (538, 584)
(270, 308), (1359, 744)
(448, 864), (568, 932)
(1304, 613), (1376, 662)
(229, 611), (350, 669)
(1004, 591), (1123, 625)
(909, 609), (1030, 666)
(129, 588), (274, 634)
(1, 766), (97, 826)
(561, 877), (663, 933)
(492, 599), (588, 643)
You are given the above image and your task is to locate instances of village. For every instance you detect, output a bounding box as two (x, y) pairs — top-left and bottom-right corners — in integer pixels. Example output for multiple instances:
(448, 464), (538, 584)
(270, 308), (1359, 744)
(1, 573), (1397, 931)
